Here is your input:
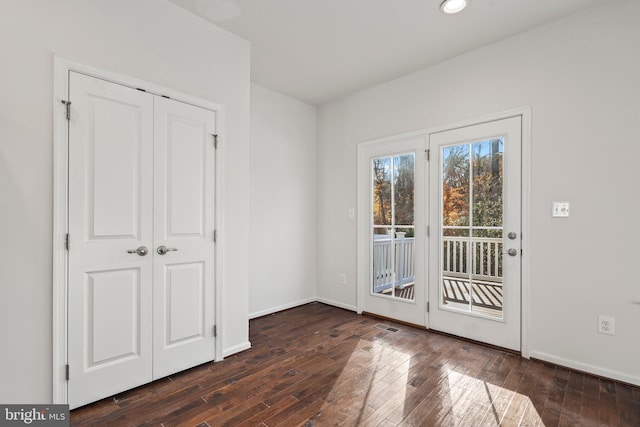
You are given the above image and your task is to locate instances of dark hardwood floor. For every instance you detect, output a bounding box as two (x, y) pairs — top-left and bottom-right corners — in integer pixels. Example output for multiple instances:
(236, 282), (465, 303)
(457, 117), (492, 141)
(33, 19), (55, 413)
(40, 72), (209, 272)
(71, 303), (640, 426)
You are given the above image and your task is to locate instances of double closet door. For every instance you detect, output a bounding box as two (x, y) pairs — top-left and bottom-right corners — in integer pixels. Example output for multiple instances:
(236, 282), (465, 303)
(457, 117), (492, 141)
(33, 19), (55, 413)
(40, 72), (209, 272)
(67, 72), (217, 409)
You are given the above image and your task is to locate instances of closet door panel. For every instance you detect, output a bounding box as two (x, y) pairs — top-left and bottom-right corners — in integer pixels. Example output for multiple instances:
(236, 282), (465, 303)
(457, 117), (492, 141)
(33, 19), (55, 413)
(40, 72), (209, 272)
(153, 96), (217, 379)
(67, 72), (154, 409)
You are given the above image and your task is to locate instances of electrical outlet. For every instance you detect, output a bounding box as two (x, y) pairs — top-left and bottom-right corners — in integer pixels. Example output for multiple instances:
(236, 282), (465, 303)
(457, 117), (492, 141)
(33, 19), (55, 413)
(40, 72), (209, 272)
(598, 315), (615, 335)
(339, 273), (347, 285)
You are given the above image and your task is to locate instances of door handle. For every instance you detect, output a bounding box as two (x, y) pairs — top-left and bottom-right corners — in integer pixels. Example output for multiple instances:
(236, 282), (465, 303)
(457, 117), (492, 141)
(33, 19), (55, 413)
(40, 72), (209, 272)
(127, 246), (149, 256)
(503, 248), (518, 257)
(157, 245), (178, 255)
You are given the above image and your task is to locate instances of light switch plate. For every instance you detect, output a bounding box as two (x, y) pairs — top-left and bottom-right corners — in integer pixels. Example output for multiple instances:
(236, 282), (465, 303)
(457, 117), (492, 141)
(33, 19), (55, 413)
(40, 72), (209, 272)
(552, 201), (570, 217)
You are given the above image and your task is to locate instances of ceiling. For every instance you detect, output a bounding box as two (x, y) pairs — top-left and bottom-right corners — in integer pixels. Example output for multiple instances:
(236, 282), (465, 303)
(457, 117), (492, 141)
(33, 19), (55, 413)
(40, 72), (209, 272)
(168, 0), (606, 105)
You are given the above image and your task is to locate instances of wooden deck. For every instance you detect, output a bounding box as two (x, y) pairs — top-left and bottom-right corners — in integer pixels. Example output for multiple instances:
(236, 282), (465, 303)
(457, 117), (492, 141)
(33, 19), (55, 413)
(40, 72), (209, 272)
(379, 284), (414, 300)
(377, 277), (503, 312)
(443, 277), (503, 311)
(70, 303), (640, 426)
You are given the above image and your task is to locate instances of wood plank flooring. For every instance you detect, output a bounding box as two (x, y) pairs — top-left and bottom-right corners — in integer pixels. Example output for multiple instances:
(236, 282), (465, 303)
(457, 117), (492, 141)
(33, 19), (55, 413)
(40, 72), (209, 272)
(70, 303), (640, 426)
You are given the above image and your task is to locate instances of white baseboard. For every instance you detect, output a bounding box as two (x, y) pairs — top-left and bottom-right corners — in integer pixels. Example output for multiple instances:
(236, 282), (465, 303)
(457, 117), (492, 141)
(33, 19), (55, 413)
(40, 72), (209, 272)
(529, 350), (640, 386)
(222, 341), (251, 358)
(249, 297), (316, 319)
(314, 297), (357, 312)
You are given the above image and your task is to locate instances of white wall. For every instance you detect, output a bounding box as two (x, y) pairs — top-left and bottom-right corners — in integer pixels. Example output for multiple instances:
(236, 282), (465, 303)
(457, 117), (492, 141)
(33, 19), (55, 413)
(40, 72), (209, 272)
(0, 0), (250, 403)
(317, 0), (640, 384)
(249, 84), (317, 318)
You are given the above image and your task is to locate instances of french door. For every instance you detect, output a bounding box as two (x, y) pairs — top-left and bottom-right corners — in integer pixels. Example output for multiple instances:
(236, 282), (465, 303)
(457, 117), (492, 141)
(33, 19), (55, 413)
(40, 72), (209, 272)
(428, 116), (522, 351)
(358, 136), (426, 326)
(67, 72), (217, 408)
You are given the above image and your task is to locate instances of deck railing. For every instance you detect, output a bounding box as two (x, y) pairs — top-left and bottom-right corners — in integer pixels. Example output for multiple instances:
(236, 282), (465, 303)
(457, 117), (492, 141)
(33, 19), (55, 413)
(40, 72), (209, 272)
(373, 233), (415, 293)
(373, 232), (503, 293)
(443, 236), (502, 282)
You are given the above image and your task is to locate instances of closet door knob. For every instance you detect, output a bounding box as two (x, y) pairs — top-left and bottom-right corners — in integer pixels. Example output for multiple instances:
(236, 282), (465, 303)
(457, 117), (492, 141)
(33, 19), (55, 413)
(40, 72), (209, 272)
(127, 246), (149, 256)
(157, 246), (178, 255)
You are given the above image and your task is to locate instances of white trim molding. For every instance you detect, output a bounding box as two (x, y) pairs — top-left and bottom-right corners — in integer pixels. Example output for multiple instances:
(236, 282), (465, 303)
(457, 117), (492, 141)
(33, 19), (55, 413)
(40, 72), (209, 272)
(52, 56), (70, 406)
(223, 342), (252, 358)
(249, 297), (317, 320)
(530, 351), (640, 387)
(315, 297), (357, 313)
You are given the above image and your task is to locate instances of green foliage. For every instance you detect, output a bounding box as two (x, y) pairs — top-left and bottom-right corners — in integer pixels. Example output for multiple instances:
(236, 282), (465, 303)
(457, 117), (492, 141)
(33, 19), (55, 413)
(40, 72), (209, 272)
(372, 157), (391, 226)
(393, 154), (414, 226)
(372, 154), (414, 228)
(371, 140), (502, 237)
(443, 139), (503, 229)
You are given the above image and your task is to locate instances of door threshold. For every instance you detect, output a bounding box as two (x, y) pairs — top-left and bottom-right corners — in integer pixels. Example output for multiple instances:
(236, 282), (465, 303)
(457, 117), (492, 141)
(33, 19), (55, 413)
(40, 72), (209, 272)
(427, 328), (521, 356)
(361, 311), (426, 331)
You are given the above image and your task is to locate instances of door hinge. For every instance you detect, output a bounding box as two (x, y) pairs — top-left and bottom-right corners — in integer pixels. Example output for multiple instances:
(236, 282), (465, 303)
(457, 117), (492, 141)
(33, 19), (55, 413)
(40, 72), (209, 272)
(213, 229), (217, 243)
(426, 226), (430, 237)
(65, 364), (70, 381)
(212, 134), (218, 149)
(426, 149), (430, 161)
(65, 233), (70, 251)
(427, 301), (430, 313)
(213, 325), (217, 337)
(61, 100), (71, 120)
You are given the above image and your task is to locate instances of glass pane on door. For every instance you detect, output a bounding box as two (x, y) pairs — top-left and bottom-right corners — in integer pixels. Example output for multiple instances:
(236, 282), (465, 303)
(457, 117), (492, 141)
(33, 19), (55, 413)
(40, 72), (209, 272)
(441, 139), (504, 319)
(371, 153), (415, 301)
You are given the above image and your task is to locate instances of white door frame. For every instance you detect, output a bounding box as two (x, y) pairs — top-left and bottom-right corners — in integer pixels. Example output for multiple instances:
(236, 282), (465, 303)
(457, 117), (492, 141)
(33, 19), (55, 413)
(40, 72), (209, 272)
(52, 57), (226, 404)
(356, 107), (531, 356)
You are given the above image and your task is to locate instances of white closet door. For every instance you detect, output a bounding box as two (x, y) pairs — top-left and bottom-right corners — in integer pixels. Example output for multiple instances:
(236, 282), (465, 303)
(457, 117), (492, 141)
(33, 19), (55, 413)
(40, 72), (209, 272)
(152, 97), (217, 378)
(67, 73), (218, 408)
(67, 72), (154, 409)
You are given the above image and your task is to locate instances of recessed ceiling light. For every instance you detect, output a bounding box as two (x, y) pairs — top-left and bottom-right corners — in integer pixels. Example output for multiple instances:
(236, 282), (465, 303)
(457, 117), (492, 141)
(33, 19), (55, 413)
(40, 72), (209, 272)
(440, 0), (469, 14)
